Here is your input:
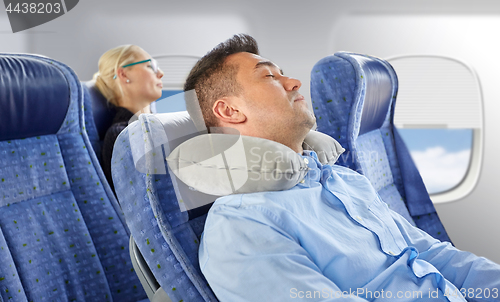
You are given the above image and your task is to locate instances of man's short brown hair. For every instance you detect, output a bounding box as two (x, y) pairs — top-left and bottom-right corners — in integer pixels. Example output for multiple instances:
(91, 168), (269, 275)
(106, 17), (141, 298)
(184, 34), (259, 129)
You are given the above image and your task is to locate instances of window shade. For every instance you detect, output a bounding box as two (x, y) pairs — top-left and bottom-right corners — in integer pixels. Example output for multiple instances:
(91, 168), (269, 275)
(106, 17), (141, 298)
(388, 56), (482, 129)
(153, 55), (200, 89)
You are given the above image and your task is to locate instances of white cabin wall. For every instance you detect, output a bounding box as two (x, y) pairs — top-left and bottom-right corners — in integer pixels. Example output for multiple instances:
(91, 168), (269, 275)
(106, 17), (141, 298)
(1, 0), (500, 262)
(0, 15), (28, 52)
(20, 1), (251, 81)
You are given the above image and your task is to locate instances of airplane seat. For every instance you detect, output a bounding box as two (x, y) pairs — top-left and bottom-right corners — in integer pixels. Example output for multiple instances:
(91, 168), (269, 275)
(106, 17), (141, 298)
(0, 53), (148, 301)
(112, 111), (218, 302)
(310, 52), (452, 243)
(81, 80), (158, 165)
(81, 80), (116, 163)
(111, 104), (345, 301)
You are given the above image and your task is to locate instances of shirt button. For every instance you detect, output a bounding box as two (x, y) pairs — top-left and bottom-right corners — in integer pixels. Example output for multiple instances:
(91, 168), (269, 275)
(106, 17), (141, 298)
(388, 251), (395, 255)
(304, 158), (309, 165)
(355, 216), (362, 221)
(300, 179), (305, 184)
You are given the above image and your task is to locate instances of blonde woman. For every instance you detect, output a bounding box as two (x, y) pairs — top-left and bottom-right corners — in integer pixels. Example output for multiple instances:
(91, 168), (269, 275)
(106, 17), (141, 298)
(93, 45), (164, 191)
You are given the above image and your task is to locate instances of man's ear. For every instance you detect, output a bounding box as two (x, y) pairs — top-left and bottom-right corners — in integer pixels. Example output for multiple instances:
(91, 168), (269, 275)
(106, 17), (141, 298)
(212, 97), (247, 124)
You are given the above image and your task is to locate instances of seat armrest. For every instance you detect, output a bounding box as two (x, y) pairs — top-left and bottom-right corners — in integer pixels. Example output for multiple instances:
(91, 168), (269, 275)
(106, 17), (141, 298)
(129, 236), (173, 302)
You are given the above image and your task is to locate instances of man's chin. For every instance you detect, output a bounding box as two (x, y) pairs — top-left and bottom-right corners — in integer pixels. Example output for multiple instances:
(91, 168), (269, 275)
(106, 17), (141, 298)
(303, 111), (317, 129)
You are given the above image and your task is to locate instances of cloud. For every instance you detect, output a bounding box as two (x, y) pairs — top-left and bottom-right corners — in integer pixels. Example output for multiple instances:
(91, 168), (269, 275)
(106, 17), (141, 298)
(410, 147), (471, 194)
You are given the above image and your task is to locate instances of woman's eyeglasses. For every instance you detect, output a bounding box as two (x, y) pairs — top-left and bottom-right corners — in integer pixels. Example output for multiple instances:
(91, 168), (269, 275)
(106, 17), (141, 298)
(113, 59), (160, 79)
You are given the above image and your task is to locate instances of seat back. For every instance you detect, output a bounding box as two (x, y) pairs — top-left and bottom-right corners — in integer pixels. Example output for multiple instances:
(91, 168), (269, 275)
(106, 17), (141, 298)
(310, 52), (451, 242)
(112, 111), (218, 302)
(82, 81), (159, 163)
(0, 53), (147, 301)
(81, 81), (116, 162)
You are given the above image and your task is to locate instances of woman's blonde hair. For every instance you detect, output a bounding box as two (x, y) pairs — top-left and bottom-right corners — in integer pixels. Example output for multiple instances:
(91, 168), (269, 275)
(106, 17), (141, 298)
(92, 44), (140, 106)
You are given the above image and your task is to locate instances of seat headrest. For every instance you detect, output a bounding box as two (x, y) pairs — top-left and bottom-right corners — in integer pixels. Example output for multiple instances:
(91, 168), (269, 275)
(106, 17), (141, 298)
(82, 80), (117, 140)
(312, 52), (397, 137)
(0, 54), (70, 140)
(129, 111), (344, 211)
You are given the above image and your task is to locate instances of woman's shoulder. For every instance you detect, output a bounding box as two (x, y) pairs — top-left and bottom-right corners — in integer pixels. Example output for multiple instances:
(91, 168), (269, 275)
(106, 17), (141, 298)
(112, 107), (135, 124)
(104, 121), (128, 141)
(102, 107), (133, 147)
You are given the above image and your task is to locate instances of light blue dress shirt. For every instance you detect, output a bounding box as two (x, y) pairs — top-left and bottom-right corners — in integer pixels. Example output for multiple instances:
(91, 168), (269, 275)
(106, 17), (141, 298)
(199, 151), (500, 301)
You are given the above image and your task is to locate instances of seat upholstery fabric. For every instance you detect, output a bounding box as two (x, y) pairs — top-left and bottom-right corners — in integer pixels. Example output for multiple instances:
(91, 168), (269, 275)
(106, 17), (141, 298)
(112, 112), (218, 302)
(0, 53), (147, 301)
(81, 82), (105, 163)
(310, 52), (451, 242)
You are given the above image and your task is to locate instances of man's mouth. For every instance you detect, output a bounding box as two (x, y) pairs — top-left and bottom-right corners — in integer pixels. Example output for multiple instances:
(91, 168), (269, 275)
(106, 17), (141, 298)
(294, 95), (305, 102)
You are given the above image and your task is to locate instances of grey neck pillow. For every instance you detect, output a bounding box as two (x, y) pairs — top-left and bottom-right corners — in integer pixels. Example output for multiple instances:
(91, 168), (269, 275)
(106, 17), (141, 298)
(166, 129), (345, 196)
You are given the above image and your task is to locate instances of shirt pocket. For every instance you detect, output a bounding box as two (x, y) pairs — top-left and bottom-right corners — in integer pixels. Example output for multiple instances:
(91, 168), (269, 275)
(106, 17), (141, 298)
(367, 197), (408, 256)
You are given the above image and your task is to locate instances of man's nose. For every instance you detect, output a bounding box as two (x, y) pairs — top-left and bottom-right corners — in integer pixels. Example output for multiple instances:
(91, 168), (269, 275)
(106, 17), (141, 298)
(284, 77), (301, 91)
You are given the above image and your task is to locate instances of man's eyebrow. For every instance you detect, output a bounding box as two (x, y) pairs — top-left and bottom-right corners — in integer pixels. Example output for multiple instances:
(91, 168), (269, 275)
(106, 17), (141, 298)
(254, 61), (284, 75)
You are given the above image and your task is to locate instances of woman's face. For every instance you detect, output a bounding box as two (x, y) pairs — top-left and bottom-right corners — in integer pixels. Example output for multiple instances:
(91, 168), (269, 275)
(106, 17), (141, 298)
(123, 48), (164, 104)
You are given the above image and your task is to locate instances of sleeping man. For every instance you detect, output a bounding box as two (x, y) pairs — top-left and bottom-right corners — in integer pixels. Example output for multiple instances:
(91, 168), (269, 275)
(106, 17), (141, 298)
(184, 34), (500, 301)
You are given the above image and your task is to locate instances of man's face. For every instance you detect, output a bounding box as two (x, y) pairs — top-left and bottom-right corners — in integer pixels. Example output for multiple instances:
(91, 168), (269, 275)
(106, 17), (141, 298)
(225, 52), (316, 148)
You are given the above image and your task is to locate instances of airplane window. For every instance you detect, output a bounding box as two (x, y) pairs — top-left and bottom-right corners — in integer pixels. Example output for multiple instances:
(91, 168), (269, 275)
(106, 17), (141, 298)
(388, 55), (483, 203)
(152, 55), (200, 114)
(156, 90), (186, 113)
(154, 55), (199, 90)
(398, 129), (472, 194)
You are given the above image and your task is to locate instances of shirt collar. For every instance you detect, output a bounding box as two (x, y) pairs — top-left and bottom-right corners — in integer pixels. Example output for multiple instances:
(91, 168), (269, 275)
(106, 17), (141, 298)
(302, 149), (319, 160)
(297, 150), (322, 185)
